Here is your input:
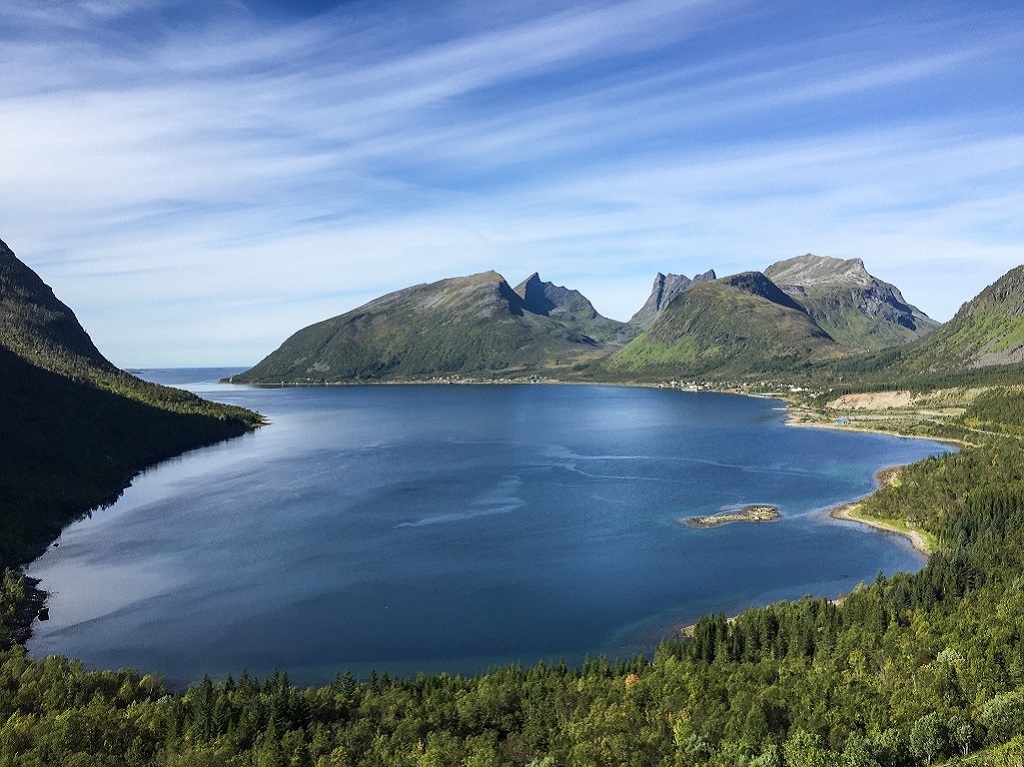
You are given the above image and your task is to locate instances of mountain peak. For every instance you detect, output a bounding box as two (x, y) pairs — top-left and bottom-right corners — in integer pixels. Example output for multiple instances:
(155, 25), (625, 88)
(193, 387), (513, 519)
(763, 254), (938, 350)
(720, 271), (807, 314)
(513, 273), (598, 320)
(237, 269), (633, 383)
(630, 268), (716, 326)
(765, 254), (871, 288)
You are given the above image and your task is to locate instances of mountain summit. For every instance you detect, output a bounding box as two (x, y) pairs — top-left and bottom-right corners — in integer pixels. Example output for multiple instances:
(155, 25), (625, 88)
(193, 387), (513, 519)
(513, 273), (595, 318)
(630, 269), (716, 326)
(764, 254), (938, 350)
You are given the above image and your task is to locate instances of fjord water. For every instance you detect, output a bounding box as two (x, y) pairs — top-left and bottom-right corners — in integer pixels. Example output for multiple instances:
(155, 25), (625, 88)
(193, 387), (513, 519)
(28, 371), (951, 685)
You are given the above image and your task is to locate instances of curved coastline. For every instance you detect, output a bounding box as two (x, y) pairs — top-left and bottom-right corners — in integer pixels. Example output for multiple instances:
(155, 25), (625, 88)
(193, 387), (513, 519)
(828, 501), (930, 557)
(825, 466), (930, 556)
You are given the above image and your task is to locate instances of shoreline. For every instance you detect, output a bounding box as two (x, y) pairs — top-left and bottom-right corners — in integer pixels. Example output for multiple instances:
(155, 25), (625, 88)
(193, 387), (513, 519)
(828, 498), (930, 556)
(826, 466), (931, 556)
(4, 575), (48, 649)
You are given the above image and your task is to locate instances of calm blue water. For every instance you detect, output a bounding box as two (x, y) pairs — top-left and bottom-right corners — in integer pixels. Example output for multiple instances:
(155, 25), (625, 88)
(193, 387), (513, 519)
(27, 370), (952, 686)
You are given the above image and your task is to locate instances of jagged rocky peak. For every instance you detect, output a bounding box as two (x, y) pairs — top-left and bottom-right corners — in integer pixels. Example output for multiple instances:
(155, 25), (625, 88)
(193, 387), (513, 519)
(513, 272), (598, 319)
(764, 254), (873, 288)
(630, 268), (716, 325)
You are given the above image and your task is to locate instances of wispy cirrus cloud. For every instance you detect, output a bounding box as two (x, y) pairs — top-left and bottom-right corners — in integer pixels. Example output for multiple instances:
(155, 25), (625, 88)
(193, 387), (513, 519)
(1, 0), (1021, 365)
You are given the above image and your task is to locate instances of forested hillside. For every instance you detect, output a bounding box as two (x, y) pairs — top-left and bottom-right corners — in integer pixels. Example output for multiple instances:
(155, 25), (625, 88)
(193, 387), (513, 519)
(0, 240), (261, 568)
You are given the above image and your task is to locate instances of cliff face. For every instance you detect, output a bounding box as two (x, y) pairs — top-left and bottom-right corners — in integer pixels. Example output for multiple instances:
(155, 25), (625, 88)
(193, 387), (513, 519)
(629, 269), (716, 327)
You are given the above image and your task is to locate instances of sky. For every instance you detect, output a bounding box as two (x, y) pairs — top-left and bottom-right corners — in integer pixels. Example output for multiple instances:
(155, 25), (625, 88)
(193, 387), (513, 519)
(2, 0), (1023, 367)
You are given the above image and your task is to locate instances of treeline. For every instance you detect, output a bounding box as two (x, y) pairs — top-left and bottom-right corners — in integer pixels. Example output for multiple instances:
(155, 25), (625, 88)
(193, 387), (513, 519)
(3, 414), (1024, 763)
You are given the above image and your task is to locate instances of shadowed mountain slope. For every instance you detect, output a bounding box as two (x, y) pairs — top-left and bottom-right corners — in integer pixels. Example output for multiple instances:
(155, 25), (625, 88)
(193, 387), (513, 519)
(0, 238), (260, 568)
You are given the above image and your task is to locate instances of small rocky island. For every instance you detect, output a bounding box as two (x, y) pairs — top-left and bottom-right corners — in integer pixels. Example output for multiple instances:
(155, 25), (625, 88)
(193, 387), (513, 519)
(684, 504), (781, 528)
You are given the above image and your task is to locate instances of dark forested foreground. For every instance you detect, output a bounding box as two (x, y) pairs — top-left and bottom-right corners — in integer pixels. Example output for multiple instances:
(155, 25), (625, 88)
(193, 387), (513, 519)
(2, 394), (1024, 765)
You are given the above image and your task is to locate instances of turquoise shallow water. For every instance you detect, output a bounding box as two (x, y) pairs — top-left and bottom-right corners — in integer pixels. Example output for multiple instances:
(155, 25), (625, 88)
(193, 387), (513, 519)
(27, 371), (952, 685)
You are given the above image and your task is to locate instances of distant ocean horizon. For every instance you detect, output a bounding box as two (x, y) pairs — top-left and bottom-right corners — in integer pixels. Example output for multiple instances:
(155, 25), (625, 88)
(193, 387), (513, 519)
(27, 370), (953, 686)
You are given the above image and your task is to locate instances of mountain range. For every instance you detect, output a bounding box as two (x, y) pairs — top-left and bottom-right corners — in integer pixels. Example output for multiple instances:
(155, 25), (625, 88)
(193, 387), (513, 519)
(236, 254), (948, 384)
(6, 233), (1022, 569)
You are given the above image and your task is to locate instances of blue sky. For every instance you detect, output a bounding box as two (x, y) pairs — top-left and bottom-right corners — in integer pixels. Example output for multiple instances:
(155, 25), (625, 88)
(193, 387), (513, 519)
(2, 0), (1022, 366)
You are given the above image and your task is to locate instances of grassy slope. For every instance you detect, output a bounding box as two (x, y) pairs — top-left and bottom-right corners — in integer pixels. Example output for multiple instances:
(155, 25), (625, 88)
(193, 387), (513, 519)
(896, 266), (1024, 372)
(599, 273), (845, 380)
(235, 272), (615, 383)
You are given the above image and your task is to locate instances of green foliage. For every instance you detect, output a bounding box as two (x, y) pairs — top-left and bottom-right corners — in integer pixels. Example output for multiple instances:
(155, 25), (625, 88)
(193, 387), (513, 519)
(598, 275), (846, 381)
(0, 571), (27, 644)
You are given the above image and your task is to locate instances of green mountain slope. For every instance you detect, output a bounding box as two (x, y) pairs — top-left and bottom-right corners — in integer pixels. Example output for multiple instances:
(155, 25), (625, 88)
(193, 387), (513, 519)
(234, 271), (625, 383)
(871, 264), (1024, 380)
(0, 239), (261, 568)
(765, 254), (939, 351)
(601, 271), (845, 379)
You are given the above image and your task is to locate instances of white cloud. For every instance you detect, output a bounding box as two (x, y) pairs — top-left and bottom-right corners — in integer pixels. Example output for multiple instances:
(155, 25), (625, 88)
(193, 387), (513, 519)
(1, 0), (1022, 365)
